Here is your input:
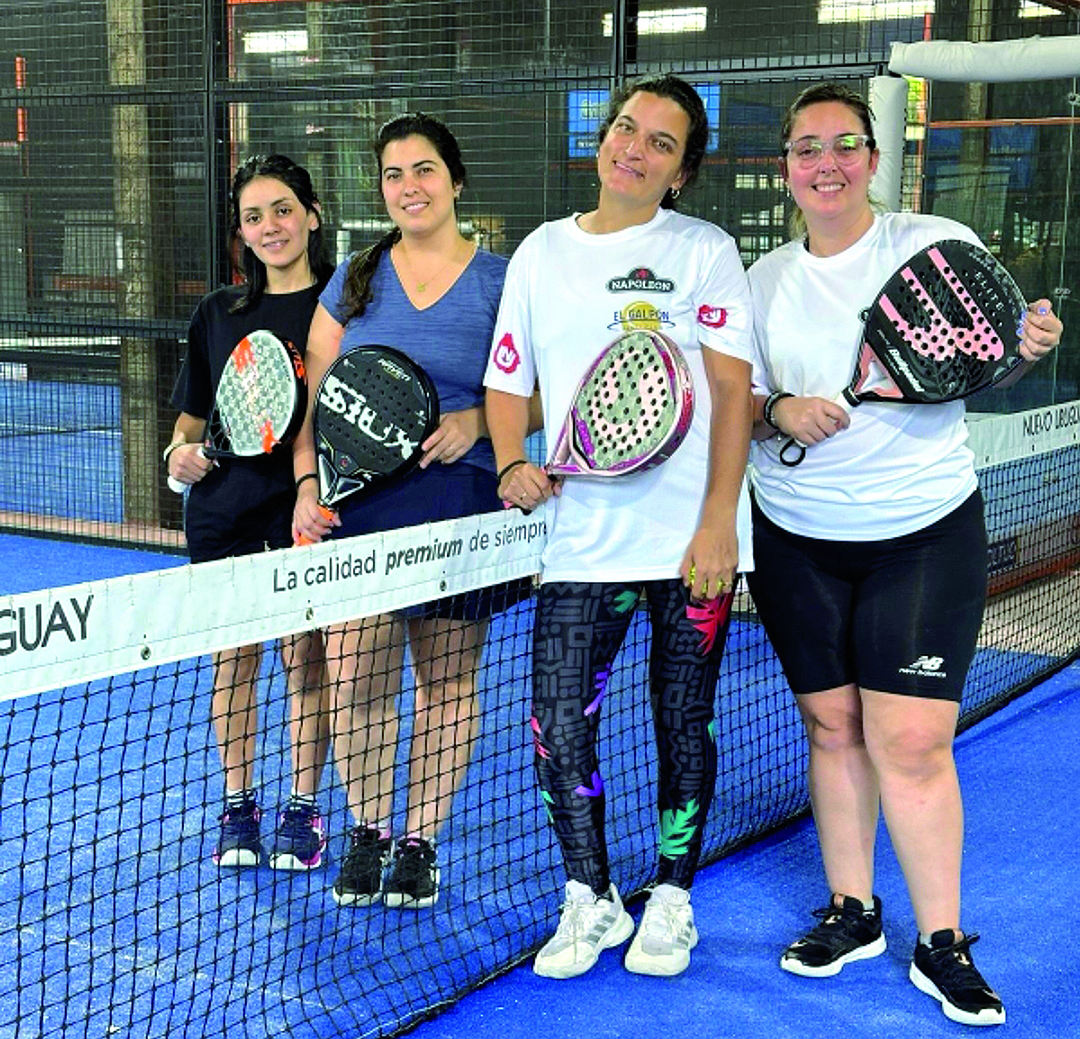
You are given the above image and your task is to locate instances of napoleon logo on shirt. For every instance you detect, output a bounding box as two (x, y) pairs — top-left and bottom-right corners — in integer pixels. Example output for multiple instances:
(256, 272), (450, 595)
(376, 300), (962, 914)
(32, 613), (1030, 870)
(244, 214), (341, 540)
(606, 267), (675, 293)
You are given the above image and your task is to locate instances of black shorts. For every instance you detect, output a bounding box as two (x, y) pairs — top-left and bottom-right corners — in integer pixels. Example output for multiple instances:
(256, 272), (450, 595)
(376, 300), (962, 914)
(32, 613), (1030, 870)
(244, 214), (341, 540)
(184, 459), (293, 563)
(746, 491), (986, 701)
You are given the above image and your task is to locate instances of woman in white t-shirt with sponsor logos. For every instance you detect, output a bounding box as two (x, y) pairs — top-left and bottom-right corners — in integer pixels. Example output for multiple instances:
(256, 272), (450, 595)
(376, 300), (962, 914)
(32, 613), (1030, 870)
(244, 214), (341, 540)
(485, 74), (753, 980)
(747, 82), (1061, 1026)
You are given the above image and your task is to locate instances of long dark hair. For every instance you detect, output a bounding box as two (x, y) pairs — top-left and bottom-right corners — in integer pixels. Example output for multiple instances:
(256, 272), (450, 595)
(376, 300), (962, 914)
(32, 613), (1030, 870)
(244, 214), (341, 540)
(228, 153), (333, 313)
(342, 112), (468, 322)
(780, 83), (878, 239)
(596, 74), (709, 210)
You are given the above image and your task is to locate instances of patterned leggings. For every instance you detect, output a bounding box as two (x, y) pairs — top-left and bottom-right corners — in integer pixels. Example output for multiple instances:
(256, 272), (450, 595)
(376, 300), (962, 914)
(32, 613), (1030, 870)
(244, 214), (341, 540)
(531, 578), (736, 893)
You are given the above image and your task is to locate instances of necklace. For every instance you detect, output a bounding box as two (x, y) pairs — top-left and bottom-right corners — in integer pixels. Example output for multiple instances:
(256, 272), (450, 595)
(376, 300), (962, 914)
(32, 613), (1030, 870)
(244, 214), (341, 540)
(396, 241), (472, 293)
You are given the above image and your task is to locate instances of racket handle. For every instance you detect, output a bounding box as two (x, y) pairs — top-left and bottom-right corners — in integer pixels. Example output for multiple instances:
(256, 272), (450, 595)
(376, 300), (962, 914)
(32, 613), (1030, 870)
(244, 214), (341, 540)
(778, 395), (853, 467)
(294, 504), (336, 546)
(166, 445), (211, 492)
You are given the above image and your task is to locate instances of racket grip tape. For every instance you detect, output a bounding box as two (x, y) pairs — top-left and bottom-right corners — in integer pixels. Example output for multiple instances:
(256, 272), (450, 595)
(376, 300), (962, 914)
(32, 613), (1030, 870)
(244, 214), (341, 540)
(165, 445), (212, 493)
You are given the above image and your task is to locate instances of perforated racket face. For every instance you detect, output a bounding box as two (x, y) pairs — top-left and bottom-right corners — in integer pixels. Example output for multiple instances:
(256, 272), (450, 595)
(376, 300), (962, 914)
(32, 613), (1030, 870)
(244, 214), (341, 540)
(312, 345), (439, 509)
(852, 239), (1026, 404)
(207, 330), (306, 457)
(548, 330), (694, 476)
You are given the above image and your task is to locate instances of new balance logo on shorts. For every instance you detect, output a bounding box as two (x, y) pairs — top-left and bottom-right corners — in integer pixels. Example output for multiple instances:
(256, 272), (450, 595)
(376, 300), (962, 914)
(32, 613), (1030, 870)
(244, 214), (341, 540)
(900, 655), (947, 678)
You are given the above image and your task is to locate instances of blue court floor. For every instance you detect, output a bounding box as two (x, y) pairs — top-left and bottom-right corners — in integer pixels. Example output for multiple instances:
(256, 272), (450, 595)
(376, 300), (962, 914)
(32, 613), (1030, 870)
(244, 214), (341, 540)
(410, 660), (1080, 1039)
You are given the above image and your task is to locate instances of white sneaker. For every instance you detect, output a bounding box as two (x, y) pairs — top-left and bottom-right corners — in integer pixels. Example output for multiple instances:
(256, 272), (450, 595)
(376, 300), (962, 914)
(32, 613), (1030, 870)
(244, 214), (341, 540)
(624, 883), (699, 977)
(533, 880), (634, 979)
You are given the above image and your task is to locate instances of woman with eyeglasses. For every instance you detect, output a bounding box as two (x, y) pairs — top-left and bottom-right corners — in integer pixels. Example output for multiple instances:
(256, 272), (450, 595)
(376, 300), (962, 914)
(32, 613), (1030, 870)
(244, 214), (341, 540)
(745, 83), (1061, 1026)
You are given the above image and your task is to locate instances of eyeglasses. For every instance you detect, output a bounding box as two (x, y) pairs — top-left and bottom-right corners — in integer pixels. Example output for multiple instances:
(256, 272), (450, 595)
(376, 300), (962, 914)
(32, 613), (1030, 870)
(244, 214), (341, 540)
(783, 133), (873, 168)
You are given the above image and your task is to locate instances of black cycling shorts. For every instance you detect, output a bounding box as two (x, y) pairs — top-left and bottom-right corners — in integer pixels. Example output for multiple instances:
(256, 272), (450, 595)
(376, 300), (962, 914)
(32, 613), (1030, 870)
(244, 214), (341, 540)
(746, 491), (986, 701)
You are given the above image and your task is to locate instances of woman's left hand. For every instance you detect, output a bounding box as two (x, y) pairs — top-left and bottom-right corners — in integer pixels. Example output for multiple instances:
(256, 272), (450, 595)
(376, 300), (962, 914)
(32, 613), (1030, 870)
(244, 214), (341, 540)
(419, 409), (481, 468)
(679, 523), (738, 602)
(1019, 298), (1063, 363)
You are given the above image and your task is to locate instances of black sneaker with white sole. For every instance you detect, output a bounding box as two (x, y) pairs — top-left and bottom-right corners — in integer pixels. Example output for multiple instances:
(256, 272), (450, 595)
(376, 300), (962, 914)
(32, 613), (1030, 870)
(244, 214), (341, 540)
(781, 894), (886, 977)
(383, 837), (440, 908)
(910, 930), (1005, 1026)
(333, 826), (392, 907)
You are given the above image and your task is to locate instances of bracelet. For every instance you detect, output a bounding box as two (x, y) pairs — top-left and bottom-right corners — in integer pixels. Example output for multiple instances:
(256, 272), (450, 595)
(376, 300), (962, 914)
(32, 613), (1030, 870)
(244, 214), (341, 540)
(497, 458), (528, 483)
(162, 440), (187, 465)
(295, 472), (319, 490)
(763, 391), (794, 431)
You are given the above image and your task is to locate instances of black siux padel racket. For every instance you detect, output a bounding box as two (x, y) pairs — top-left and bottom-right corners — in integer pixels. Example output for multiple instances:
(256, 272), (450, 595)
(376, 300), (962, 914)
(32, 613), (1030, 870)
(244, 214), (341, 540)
(547, 329), (695, 477)
(168, 329), (307, 492)
(308, 345), (439, 518)
(779, 238), (1027, 466)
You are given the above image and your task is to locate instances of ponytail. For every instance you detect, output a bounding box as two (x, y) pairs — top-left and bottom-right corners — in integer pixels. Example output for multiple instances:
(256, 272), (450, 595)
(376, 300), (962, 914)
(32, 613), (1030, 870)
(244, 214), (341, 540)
(341, 227), (401, 322)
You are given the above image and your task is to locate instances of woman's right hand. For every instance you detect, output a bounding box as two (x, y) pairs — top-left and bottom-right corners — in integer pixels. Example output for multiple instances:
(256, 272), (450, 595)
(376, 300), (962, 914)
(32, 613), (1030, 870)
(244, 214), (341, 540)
(292, 482), (339, 545)
(167, 443), (214, 486)
(498, 460), (559, 512)
(772, 394), (850, 448)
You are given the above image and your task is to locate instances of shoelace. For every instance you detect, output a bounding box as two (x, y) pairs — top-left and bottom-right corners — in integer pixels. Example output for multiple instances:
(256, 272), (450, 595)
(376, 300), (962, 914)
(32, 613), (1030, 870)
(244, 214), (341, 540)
(221, 803), (259, 826)
(345, 831), (387, 868)
(810, 902), (866, 931)
(280, 805), (319, 838)
(642, 899), (689, 942)
(394, 843), (435, 882)
(927, 933), (986, 985)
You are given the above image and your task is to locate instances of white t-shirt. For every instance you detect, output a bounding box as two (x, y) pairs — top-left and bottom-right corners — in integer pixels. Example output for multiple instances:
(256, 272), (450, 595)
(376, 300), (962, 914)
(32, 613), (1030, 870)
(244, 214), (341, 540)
(748, 211), (984, 541)
(484, 208), (754, 583)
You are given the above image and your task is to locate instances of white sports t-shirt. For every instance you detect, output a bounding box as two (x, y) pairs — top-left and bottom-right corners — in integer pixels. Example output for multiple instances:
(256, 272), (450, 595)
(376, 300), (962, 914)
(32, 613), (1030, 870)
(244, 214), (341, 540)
(484, 208), (754, 583)
(749, 211), (986, 541)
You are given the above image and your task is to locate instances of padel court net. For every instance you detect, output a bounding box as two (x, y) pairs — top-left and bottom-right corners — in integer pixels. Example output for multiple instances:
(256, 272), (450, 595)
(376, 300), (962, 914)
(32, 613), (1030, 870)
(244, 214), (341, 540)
(1, 405), (1078, 1039)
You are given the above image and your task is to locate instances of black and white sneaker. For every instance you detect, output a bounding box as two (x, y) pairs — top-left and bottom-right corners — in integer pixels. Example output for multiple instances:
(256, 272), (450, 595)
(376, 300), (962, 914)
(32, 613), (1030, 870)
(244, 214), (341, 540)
(910, 930), (1005, 1026)
(781, 895), (886, 977)
(333, 826), (392, 907)
(383, 837), (440, 909)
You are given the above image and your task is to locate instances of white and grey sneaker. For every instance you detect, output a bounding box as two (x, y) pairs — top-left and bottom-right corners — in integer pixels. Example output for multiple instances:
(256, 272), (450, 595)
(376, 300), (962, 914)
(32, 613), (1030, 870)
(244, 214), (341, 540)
(533, 880), (634, 979)
(624, 883), (699, 977)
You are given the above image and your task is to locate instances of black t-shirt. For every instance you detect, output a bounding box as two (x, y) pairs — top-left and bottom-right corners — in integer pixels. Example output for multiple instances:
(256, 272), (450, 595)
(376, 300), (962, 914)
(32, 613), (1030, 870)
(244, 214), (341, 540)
(172, 284), (322, 560)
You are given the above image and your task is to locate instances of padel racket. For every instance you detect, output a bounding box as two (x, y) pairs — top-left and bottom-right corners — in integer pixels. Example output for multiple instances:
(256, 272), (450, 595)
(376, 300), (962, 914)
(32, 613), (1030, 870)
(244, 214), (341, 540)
(306, 344), (439, 522)
(779, 239), (1027, 466)
(547, 328), (695, 477)
(168, 329), (307, 491)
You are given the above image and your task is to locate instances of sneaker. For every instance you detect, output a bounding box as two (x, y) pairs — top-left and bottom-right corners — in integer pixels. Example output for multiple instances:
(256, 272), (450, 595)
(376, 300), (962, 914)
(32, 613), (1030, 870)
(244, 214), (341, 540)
(533, 880), (634, 979)
(624, 883), (699, 977)
(383, 837), (440, 908)
(780, 894), (886, 977)
(212, 797), (262, 868)
(910, 930), (1005, 1026)
(269, 801), (327, 871)
(333, 826), (392, 907)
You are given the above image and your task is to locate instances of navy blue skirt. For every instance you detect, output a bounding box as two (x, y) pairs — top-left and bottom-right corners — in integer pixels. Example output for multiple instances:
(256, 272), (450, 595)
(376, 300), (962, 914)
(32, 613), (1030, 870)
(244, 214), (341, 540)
(333, 462), (532, 621)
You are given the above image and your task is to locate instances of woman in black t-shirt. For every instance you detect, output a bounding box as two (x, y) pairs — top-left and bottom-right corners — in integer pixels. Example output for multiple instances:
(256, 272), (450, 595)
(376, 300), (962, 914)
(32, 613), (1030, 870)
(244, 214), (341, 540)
(168, 155), (334, 872)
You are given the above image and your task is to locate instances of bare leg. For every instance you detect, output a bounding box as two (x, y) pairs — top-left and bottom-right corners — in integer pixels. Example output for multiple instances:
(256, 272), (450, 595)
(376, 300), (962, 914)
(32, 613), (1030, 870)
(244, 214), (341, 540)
(796, 684), (879, 903)
(862, 688), (962, 936)
(211, 642), (263, 792)
(327, 613), (404, 828)
(402, 616), (488, 839)
(281, 629), (330, 798)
